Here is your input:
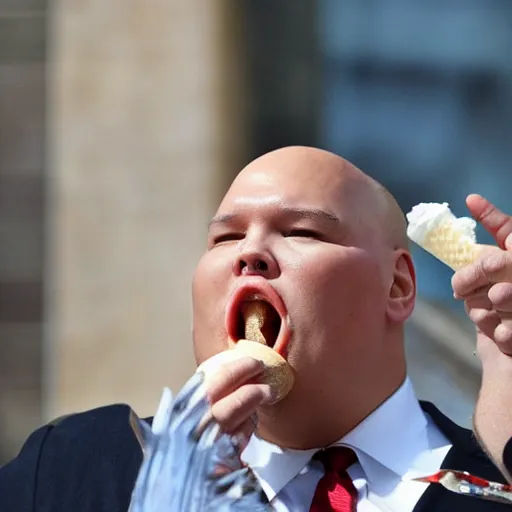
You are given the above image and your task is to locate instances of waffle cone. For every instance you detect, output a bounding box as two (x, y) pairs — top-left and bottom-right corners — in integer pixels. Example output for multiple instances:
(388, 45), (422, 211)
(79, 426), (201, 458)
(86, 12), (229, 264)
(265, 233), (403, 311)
(197, 341), (294, 403)
(420, 222), (496, 271)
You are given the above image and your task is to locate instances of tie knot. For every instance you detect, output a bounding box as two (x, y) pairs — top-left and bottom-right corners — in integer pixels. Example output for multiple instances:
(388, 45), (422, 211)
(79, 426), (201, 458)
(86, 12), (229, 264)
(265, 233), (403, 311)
(315, 447), (356, 473)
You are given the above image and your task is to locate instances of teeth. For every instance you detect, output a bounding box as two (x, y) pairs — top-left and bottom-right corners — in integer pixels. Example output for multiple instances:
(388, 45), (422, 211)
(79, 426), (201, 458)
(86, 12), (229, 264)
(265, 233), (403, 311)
(241, 301), (268, 345)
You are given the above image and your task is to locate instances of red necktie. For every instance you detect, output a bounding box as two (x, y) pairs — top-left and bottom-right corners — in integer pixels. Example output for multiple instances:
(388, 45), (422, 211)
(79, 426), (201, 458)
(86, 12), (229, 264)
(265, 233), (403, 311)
(309, 447), (358, 512)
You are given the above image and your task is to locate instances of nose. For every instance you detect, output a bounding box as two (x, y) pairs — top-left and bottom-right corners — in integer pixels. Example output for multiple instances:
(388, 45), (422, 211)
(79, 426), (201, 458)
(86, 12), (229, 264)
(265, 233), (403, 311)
(233, 242), (280, 279)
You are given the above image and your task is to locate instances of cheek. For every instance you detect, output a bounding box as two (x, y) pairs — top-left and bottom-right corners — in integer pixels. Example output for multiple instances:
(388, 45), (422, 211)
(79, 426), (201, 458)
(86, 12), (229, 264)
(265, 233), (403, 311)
(192, 250), (233, 361)
(292, 248), (386, 324)
(285, 249), (387, 377)
(193, 250), (230, 303)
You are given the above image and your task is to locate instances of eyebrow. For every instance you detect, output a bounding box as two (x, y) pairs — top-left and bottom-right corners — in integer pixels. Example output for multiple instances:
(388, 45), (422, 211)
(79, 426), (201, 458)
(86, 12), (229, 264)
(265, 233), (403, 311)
(208, 207), (342, 229)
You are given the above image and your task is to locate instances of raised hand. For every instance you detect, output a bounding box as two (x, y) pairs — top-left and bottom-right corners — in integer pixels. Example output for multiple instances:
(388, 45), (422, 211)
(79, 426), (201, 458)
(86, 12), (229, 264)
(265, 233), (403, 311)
(205, 357), (273, 440)
(452, 195), (512, 356)
(452, 194), (512, 482)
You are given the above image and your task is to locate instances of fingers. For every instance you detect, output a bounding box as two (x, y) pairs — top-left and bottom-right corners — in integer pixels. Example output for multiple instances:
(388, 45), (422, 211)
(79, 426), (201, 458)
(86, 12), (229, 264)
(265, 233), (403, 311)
(488, 283), (512, 312)
(461, 282), (512, 355)
(462, 287), (492, 307)
(494, 323), (512, 356)
(488, 283), (512, 355)
(205, 356), (264, 403)
(452, 250), (512, 298)
(466, 194), (512, 250)
(211, 383), (272, 435)
(203, 356), (273, 437)
(466, 306), (501, 341)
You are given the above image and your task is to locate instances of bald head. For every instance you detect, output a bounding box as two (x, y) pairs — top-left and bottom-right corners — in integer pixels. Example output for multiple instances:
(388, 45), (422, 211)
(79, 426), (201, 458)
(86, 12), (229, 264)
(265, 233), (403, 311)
(239, 146), (349, 179)
(369, 180), (410, 250)
(229, 146), (408, 250)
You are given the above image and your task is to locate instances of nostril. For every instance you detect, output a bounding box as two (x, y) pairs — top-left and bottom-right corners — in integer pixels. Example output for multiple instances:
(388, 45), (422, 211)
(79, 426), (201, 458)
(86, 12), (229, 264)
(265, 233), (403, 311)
(238, 258), (268, 273)
(255, 260), (268, 272)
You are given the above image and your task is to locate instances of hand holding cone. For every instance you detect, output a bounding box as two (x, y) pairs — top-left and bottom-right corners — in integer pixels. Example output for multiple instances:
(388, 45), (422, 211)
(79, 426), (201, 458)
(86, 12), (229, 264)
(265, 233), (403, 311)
(197, 302), (294, 403)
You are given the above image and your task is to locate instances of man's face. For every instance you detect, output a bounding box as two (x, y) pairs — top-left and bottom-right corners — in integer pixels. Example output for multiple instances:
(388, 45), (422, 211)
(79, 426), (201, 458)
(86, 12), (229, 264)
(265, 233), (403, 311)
(192, 150), (392, 410)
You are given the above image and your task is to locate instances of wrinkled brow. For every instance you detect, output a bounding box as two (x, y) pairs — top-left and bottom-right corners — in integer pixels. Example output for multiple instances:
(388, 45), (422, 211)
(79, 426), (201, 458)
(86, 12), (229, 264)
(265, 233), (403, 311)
(208, 207), (342, 229)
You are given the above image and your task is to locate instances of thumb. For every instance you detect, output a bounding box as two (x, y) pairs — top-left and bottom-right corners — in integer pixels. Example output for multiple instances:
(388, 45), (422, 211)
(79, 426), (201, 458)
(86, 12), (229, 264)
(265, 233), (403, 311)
(466, 194), (512, 251)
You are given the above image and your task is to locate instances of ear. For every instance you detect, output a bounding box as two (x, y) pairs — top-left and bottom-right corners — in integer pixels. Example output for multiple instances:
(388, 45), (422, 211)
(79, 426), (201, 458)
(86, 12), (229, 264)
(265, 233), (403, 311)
(386, 249), (416, 323)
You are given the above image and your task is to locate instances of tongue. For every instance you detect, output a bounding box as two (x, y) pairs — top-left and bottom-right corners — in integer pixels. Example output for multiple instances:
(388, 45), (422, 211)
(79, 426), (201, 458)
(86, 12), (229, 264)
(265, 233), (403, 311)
(241, 301), (269, 345)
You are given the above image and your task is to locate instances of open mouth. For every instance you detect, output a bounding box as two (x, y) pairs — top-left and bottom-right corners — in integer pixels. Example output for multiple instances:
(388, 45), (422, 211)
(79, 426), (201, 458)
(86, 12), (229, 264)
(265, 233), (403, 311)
(236, 300), (282, 348)
(226, 284), (290, 357)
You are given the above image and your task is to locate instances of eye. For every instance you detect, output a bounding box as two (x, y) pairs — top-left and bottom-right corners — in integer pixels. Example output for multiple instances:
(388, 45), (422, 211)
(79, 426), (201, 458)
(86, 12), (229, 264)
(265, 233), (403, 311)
(212, 232), (243, 245)
(284, 229), (321, 239)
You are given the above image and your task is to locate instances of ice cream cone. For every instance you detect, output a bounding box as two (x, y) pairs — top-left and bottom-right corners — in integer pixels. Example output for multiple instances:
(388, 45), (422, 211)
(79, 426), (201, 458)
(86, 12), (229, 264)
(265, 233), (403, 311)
(406, 202), (495, 271)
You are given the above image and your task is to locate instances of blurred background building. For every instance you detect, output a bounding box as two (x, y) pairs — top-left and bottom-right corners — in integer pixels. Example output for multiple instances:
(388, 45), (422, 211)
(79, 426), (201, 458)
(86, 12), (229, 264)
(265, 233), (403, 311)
(1, 0), (510, 463)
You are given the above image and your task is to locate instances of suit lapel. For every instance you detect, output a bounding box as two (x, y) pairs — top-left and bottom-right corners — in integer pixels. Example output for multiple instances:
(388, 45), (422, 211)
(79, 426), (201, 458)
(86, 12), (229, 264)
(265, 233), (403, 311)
(413, 401), (510, 512)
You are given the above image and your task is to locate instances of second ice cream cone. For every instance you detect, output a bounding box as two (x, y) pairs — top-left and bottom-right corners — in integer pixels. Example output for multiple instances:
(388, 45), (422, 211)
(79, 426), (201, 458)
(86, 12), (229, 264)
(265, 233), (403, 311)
(406, 202), (499, 271)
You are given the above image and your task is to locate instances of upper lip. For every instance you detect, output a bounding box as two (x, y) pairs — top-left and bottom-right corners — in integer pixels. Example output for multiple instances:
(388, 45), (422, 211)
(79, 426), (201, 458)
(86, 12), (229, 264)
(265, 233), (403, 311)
(225, 278), (290, 358)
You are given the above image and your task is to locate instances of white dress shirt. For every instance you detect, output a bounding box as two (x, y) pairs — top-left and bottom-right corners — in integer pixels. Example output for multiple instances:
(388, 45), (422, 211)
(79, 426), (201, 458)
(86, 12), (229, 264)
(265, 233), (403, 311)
(242, 377), (452, 511)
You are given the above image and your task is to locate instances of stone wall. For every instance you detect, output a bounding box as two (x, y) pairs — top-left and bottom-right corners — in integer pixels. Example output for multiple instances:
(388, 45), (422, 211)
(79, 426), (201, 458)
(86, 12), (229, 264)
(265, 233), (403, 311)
(46, 0), (246, 421)
(0, 0), (46, 463)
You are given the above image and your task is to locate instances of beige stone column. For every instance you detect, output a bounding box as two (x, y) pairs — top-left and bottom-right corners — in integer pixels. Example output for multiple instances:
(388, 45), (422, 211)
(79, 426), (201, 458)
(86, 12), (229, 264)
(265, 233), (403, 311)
(46, 1), (246, 419)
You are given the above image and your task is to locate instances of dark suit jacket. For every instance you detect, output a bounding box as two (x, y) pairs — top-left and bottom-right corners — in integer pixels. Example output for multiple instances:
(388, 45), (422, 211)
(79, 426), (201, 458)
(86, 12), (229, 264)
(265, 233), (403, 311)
(503, 437), (512, 475)
(0, 401), (509, 511)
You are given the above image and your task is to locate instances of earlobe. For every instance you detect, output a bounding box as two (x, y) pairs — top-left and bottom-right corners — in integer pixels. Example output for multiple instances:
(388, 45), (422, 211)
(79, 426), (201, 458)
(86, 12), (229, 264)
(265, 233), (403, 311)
(386, 251), (416, 323)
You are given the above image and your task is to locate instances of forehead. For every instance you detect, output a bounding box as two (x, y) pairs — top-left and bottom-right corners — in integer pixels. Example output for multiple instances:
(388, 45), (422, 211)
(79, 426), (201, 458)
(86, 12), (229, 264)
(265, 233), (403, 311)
(217, 164), (353, 217)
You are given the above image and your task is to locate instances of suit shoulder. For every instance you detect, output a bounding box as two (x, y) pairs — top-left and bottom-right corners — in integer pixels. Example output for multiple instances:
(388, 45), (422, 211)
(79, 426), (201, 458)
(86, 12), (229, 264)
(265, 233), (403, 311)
(36, 404), (152, 511)
(40, 403), (152, 466)
(0, 404), (153, 512)
(45, 403), (152, 435)
(0, 423), (53, 511)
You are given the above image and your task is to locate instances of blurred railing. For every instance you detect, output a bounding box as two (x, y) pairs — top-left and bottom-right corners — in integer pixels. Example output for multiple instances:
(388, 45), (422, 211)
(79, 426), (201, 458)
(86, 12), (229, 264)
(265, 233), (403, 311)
(406, 297), (480, 428)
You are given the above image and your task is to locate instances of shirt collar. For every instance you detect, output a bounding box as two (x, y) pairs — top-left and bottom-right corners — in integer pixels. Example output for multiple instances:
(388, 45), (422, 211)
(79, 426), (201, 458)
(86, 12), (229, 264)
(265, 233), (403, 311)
(241, 377), (447, 501)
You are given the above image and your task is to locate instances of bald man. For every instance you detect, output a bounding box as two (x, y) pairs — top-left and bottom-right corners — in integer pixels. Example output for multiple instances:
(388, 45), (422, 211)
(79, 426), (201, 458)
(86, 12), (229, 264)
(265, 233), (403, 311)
(0, 147), (509, 511)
